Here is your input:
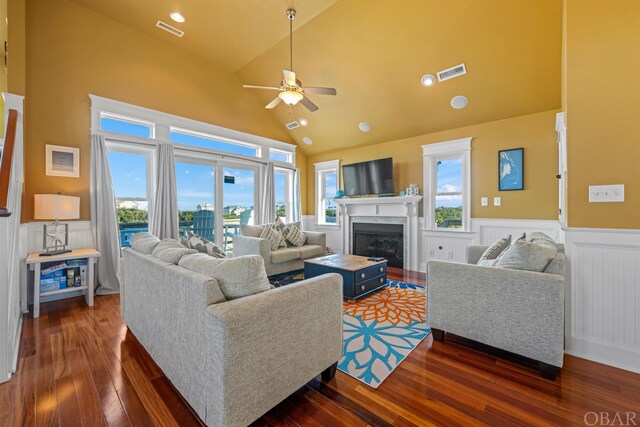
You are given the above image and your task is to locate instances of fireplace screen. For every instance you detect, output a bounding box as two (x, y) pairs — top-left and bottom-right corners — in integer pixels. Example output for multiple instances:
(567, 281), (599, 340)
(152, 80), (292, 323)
(352, 223), (404, 268)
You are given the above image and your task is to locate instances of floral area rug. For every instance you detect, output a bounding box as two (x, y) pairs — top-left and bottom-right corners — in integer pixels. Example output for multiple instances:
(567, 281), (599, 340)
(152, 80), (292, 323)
(268, 272), (430, 389)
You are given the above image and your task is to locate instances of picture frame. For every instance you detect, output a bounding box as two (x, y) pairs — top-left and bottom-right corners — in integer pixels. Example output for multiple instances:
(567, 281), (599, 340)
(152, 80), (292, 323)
(46, 144), (80, 177)
(498, 148), (524, 191)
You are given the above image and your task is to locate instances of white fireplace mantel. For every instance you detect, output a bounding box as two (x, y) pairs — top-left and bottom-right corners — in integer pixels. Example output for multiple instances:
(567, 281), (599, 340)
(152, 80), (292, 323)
(335, 196), (423, 271)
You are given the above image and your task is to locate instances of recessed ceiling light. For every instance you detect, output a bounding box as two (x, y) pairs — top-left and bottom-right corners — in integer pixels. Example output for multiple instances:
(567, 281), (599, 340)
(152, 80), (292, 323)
(358, 122), (372, 132)
(303, 137), (313, 145)
(299, 118), (308, 126)
(170, 12), (185, 23)
(421, 74), (436, 87)
(451, 95), (468, 109)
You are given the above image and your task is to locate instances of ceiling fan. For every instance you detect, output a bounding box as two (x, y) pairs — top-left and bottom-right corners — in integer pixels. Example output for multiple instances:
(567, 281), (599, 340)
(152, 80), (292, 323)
(243, 9), (336, 112)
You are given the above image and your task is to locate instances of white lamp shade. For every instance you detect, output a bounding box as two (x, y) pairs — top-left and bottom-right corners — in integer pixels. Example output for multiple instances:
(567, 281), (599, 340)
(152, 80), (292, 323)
(34, 194), (80, 220)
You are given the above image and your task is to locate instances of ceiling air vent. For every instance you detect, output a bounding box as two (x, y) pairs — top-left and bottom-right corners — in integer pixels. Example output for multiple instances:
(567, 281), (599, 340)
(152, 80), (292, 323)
(285, 121), (300, 130)
(437, 63), (467, 82)
(156, 20), (184, 38)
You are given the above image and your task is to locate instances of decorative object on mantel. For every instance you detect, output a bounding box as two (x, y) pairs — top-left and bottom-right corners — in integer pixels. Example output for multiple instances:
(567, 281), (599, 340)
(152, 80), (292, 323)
(335, 189), (345, 199)
(405, 183), (420, 196)
(499, 148), (524, 191)
(34, 194), (80, 256)
(46, 144), (80, 177)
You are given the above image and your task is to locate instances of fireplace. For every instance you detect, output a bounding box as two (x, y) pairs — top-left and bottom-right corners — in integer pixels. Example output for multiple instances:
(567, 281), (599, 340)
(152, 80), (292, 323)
(352, 223), (404, 268)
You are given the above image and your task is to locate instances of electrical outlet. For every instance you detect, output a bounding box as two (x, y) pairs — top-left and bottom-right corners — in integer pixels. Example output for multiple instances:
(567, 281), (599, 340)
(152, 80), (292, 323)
(429, 250), (435, 257)
(481, 197), (488, 206)
(493, 197), (501, 206)
(447, 251), (454, 260)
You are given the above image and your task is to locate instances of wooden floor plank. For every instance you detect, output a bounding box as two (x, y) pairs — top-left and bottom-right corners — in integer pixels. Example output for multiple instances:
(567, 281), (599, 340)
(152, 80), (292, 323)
(0, 272), (638, 427)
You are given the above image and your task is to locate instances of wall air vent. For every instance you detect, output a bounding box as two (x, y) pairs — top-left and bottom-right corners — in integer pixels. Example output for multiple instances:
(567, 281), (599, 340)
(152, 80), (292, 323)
(156, 20), (184, 38)
(437, 63), (467, 82)
(285, 121), (300, 130)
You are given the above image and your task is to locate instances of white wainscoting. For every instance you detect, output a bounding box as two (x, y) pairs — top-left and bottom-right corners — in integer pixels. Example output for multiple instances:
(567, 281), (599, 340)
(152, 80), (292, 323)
(23, 221), (95, 307)
(471, 218), (563, 245)
(564, 227), (640, 374)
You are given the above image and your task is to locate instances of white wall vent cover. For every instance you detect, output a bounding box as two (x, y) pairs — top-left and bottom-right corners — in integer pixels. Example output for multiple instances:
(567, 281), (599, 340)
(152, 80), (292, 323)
(437, 64), (467, 82)
(285, 121), (300, 130)
(156, 21), (185, 38)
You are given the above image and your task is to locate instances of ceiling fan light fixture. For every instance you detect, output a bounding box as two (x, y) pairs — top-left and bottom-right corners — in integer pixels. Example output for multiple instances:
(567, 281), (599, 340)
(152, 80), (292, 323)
(421, 74), (436, 87)
(279, 90), (303, 106)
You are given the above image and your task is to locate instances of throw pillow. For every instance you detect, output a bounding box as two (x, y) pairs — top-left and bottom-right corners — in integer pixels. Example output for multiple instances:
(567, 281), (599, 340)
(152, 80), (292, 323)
(477, 235), (511, 266)
(284, 224), (307, 247)
(131, 232), (161, 254)
(178, 253), (271, 300)
(187, 231), (226, 258)
(494, 239), (558, 272)
(260, 224), (285, 251)
(152, 239), (197, 264)
(180, 236), (190, 248)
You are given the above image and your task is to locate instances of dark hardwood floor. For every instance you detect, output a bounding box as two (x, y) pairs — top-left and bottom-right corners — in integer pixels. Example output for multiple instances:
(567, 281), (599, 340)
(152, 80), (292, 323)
(2, 267), (639, 426)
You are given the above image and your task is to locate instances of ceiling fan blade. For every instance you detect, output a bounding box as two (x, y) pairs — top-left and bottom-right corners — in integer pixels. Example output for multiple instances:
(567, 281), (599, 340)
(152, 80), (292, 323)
(283, 69), (297, 86)
(300, 96), (319, 112)
(243, 84), (280, 90)
(303, 87), (337, 96)
(265, 96), (282, 109)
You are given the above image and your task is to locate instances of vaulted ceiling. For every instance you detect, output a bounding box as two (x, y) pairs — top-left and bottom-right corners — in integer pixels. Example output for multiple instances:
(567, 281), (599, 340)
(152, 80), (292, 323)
(70, 0), (562, 155)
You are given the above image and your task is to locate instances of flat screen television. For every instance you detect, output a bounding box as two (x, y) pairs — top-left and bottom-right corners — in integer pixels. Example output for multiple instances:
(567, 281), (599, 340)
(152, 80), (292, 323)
(342, 157), (394, 196)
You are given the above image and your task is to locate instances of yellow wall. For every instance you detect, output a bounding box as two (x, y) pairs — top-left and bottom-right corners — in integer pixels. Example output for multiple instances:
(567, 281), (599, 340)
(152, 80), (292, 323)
(564, 0), (639, 229)
(306, 110), (559, 219)
(7, 0), (24, 96)
(23, 0), (294, 221)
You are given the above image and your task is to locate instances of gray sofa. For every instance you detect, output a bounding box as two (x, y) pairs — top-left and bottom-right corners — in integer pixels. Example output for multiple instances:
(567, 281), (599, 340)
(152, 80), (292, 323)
(233, 223), (326, 276)
(426, 240), (565, 380)
(122, 245), (343, 426)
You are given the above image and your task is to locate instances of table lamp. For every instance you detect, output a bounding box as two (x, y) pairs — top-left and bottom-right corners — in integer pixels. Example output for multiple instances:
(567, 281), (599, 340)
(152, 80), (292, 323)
(34, 194), (80, 256)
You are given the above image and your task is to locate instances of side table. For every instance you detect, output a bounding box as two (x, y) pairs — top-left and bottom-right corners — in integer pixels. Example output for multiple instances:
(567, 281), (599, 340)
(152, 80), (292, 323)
(26, 248), (101, 318)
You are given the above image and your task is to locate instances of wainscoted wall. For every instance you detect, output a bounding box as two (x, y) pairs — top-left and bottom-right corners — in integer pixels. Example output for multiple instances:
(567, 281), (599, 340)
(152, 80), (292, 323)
(303, 215), (640, 373)
(564, 228), (640, 374)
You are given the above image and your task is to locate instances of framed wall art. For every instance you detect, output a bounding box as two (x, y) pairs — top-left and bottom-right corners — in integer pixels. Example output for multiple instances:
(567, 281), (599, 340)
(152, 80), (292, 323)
(46, 144), (80, 177)
(498, 148), (524, 191)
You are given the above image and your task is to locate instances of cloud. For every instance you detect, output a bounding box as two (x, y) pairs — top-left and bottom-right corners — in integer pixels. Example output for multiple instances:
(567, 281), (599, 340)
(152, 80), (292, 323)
(437, 184), (462, 193)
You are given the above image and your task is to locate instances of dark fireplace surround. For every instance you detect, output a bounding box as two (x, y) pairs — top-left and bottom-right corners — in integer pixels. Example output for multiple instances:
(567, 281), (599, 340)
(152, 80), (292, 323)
(352, 222), (404, 268)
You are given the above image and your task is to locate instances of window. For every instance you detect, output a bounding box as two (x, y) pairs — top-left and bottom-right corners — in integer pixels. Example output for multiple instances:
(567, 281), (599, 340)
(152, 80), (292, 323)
(176, 161), (216, 242)
(274, 168), (293, 221)
(100, 113), (153, 138)
(171, 128), (258, 157)
(108, 150), (152, 247)
(315, 160), (339, 225)
(422, 138), (471, 231)
(270, 148), (292, 163)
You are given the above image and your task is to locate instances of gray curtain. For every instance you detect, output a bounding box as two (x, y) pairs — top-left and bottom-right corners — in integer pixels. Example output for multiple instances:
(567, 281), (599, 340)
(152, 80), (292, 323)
(90, 134), (121, 295)
(259, 161), (275, 224)
(292, 168), (302, 223)
(150, 142), (179, 240)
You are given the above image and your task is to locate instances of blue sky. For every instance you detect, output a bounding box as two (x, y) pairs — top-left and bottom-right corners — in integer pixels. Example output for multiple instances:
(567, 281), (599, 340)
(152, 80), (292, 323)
(104, 118), (259, 211)
(436, 158), (463, 208)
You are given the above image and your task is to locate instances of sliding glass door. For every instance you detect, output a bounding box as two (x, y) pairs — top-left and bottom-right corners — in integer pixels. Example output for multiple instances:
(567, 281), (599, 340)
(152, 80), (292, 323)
(221, 165), (257, 255)
(175, 160), (216, 242)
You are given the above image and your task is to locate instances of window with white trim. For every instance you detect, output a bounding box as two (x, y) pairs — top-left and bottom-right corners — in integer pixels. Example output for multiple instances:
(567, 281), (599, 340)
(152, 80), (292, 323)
(274, 167), (293, 222)
(100, 112), (154, 138)
(107, 145), (154, 247)
(422, 138), (471, 231)
(315, 160), (339, 225)
(170, 128), (259, 157)
(270, 148), (292, 163)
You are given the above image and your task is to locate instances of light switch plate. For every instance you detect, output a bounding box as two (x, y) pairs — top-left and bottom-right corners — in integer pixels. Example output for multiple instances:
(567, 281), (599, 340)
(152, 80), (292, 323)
(589, 184), (624, 203)
(481, 197), (488, 206)
(493, 197), (501, 206)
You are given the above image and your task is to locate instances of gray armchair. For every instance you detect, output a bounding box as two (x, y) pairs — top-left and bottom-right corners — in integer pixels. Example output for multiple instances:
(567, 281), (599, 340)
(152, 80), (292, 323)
(233, 224), (326, 276)
(427, 244), (565, 380)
